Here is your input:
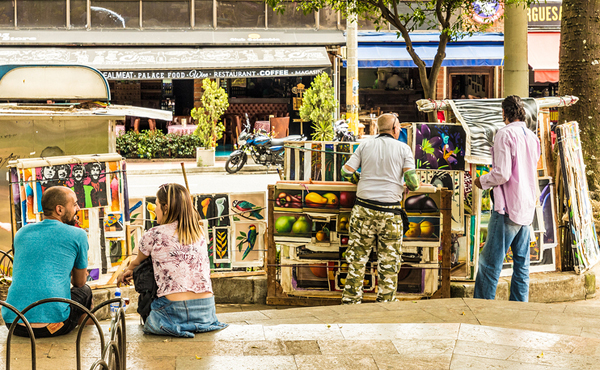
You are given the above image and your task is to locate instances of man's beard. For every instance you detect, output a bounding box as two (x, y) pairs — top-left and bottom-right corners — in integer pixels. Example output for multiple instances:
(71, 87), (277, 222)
(62, 213), (76, 226)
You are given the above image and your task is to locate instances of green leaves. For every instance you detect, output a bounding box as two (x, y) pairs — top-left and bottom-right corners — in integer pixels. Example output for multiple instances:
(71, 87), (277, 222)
(116, 130), (202, 159)
(299, 72), (337, 142)
(191, 78), (230, 149)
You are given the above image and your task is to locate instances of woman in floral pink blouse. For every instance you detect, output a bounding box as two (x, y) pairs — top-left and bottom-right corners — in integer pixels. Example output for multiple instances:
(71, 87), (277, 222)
(118, 183), (227, 337)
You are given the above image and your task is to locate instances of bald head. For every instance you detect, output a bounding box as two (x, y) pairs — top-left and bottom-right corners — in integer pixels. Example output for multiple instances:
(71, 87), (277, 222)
(378, 114), (398, 134)
(42, 186), (73, 217)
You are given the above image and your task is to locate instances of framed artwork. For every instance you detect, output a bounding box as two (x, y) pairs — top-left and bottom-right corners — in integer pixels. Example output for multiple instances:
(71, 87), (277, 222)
(144, 196), (158, 231)
(229, 192), (266, 222)
(415, 170), (464, 232)
(212, 227), (231, 264)
(413, 123), (466, 171)
(36, 162), (109, 209)
(232, 221), (266, 267)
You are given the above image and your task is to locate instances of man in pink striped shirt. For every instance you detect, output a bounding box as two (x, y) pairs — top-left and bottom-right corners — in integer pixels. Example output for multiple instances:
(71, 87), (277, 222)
(473, 95), (541, 302)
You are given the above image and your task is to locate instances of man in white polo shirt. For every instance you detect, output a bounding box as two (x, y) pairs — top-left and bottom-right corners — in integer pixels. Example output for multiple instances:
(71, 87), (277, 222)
(340, 113), (420, 304)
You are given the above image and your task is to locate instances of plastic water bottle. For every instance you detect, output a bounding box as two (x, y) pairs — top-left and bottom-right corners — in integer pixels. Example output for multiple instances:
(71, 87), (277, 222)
(110, 287), (121, 318)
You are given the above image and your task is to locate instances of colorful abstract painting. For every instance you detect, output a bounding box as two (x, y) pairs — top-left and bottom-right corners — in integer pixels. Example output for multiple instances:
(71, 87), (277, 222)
(414, 123), (466, 171)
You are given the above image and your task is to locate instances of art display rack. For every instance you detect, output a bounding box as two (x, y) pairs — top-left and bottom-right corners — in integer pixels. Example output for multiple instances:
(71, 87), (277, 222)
(131, 190), (268, 277)
(8, 156), (271, 287)
(266, 182), (453, 306)
(416, 96), (581, 278)
(8, 154), (129, 286)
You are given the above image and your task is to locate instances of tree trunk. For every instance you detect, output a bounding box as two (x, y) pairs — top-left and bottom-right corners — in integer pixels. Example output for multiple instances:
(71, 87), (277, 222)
(559, 0), (600, 191)
(421, 66), (440, 123)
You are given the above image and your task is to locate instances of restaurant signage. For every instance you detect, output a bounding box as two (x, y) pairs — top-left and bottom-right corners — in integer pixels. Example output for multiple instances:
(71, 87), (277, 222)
(528, 1), (562, 28)
(101, 67), (330, 80)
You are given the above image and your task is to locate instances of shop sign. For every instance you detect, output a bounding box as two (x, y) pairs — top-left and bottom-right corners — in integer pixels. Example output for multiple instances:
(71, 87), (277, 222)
(528, 1), (562, 28)
(471, 1), (504, 24)
(101, 67), (329, 80)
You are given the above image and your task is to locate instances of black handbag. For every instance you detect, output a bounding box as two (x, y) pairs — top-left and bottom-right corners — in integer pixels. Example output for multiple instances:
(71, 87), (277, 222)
(132, 257), (157, 323)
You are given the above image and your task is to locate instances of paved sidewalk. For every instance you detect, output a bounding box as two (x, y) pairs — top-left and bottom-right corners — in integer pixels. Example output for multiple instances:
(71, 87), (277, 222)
(2, 298), (600, 369)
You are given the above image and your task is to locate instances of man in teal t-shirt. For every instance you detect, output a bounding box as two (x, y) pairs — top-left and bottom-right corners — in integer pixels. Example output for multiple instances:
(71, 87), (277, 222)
(2, 186), (92, 338)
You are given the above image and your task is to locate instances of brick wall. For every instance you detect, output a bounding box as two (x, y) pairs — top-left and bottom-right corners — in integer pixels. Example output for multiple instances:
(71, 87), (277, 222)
(435, 67), (447, 100)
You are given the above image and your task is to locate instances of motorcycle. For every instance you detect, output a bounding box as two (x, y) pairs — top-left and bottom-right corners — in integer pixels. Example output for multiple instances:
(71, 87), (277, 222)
(225, 114), (306, 174)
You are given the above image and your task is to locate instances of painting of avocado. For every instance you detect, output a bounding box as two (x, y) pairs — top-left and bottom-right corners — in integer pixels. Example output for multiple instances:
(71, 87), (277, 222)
(303, 190), (340, 210)
(274, 212), (313, 238)
(404, 216), (440, 241)
(403, 192), (441, 216)
(274, 189), (303, 212)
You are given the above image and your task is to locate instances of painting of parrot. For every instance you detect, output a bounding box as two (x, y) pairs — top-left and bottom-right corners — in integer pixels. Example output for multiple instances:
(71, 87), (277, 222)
(232, 200), (264, 220)
(236, 224), (257, 261)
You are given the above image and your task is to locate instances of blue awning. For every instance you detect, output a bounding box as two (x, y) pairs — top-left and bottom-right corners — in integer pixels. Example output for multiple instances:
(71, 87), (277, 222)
(344, 32), (504, 68)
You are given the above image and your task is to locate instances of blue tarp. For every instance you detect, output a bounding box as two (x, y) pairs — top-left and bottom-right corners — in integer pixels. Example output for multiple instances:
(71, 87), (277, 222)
(344, 32), (504, 68)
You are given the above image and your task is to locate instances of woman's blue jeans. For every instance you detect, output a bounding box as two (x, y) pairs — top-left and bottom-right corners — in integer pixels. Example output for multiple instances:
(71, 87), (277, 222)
(474, 210), (531, 302)
(143, 296), (228, 338)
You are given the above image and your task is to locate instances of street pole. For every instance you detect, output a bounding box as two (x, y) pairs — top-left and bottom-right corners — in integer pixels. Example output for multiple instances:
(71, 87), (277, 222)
(345, 4), (359, 135)
(503, 2), (529, 98)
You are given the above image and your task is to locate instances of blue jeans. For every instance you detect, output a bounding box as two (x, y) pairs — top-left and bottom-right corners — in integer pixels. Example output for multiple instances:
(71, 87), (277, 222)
(143, 296), (228, 338)
(474, 211), (531, 302)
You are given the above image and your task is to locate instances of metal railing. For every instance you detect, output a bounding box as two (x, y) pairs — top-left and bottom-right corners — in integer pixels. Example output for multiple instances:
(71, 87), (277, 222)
(1, 297), (127, 370)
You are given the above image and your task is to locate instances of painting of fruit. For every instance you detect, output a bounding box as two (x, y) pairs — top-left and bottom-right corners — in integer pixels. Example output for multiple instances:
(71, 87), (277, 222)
(338, 215), (350, 232)
(274, 214), (312, 236)
(404, 194), (439, 214)
(339, 191), (356, 208)
(275, 191), (302, 209)
(403, 216), (440, 241)
(304, 191), (340, 209)
(414, 123), (466, 171)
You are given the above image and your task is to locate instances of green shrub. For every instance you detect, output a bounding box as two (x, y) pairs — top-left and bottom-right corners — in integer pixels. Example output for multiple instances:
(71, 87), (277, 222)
(116, 130), (202, 159)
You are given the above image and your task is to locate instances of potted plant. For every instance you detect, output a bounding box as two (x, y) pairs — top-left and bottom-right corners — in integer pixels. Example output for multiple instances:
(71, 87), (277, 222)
(191, 78), (229, 166)
(299, 72), (338, 141)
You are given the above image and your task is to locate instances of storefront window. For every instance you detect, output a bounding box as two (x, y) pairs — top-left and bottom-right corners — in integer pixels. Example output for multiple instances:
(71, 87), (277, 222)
(0, 1), (14, 27)
(17, 1), (66, 28)
(143, 0), (190, 28)
(91, 0), (139, 28)
(217, 0), (264, 28)
(267, 1), (314, 29)
(319, 7), (338, 29)
(195, 0), (213, 28)
(70, 0), (88, 28)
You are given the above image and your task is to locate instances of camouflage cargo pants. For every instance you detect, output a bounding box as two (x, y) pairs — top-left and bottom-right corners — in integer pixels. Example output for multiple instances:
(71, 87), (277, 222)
(341, 204), (403, 304)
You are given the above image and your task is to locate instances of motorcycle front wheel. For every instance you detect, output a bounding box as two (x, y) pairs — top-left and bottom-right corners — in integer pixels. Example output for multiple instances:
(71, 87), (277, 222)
(225, 152), (247, 174)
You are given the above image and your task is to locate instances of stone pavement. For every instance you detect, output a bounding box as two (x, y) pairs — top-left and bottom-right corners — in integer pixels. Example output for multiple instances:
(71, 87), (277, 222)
(2, 298), (600, 369)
